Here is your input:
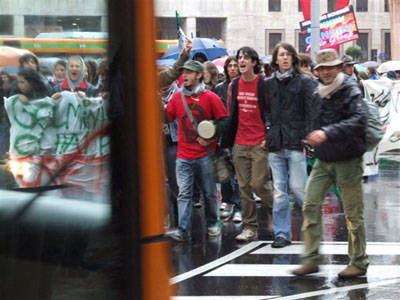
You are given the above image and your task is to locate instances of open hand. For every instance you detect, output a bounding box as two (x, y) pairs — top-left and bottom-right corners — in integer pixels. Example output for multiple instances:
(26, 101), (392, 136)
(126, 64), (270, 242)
(184, 37), (193, 54)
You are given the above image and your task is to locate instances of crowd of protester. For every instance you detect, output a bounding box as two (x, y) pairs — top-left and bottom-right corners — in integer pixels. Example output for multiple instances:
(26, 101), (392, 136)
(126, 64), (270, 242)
(0, 53), (108, 156)
(0, 53), (109, 200)
(0, 39), (397, 279)
(159, 39), (394, 279)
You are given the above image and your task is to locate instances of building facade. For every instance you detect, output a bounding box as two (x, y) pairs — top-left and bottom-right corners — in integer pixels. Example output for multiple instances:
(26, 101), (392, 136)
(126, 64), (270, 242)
(155, 0), (392, 61)
(0, 0), (393, 61)
(0, 0), (107, 37)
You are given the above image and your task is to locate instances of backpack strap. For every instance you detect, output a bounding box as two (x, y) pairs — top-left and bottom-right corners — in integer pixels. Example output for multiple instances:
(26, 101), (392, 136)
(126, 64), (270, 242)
(231, 76), (240, 111)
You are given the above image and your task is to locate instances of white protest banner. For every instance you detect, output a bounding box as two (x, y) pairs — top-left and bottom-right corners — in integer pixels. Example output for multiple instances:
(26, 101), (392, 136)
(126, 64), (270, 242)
(5, 92), (110, 195)
(362, 79), (400, 176)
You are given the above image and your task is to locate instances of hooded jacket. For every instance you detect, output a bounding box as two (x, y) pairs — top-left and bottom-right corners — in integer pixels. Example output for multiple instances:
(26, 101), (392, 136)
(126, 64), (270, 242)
(53, 57), (98, 97)
(313, 75), (368, 162)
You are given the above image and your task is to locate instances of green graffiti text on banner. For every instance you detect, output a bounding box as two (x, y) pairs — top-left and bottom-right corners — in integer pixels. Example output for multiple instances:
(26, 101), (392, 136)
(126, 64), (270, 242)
(14, 134), (40, 156)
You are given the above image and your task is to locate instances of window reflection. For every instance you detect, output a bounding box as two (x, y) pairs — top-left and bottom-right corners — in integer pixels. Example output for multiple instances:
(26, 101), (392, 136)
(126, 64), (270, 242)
(0, 3), (109, 203)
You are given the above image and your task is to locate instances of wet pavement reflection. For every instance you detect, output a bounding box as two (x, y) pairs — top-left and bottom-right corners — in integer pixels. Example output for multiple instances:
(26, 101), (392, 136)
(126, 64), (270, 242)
(170, 153), (400, 299)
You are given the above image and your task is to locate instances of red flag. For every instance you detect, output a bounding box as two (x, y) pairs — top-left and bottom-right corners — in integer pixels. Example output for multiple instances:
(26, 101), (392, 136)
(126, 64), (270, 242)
(301, 0), (349, 20)
(336, 0), (350, 10)
(300, 0), (311, 20)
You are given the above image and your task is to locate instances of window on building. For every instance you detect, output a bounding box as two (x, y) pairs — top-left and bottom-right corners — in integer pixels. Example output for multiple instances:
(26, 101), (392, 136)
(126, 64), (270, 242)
(196, 18), (226, 40)
(384, 0), (389, 12)
(356, 32), (369, 61)
(157, 17), (186, 40)
(24, 16), (101, 37)
(298, 32), (307, 53)
(265, 31), (283, 55)
(0, 15), (14, 35)
(356, 0), (368, 12)
(384, 31), (391, 60)
(298, 0), (302, 12)
(269, 0), (281, 12)
(327, 0), (338, 13)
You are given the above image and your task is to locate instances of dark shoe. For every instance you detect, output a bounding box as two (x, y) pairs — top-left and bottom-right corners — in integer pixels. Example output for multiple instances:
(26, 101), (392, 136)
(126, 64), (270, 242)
(338, 265), (367, 279)
(271, 237), (291, 248)
(292, 264), (319, 276)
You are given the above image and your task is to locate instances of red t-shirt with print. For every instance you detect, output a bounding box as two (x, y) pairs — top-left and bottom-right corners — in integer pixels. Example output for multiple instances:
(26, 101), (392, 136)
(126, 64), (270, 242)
(166, 90), (228, 160)
(235, 75), (266, 145)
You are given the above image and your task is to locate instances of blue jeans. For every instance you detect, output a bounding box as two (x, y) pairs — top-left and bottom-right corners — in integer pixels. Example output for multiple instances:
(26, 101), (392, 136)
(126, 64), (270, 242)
(176, 154), (219, 238)
(269, 149), (308, 241)
(221, 176), (241, 212)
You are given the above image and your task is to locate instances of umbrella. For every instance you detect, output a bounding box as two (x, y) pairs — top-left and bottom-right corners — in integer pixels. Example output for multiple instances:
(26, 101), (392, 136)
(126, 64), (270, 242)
(212, 56), (227, 68)
(162, 38), (228, 61)
(354, 64), (367, 74)
(377, 60), (400, 73)
(0, 46), (37, 67)
(362, 61), (379, 69)
(156, 58), (176, 67)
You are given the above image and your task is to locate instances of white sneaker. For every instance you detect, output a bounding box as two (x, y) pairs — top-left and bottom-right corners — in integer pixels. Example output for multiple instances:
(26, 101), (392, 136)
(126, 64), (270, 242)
(253, 193), (261, 203)
(219, 202), (228, 211)
(235, 228), (257, 242)
(208, 225), (221, 237)
(232, 211), (242, 223)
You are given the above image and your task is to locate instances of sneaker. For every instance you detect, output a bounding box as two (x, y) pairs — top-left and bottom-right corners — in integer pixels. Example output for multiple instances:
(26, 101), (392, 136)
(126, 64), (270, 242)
(235, 228), (257, 242)
(220, 209), (232, 219)
(292, 264), (319, 276)
(168, 230), (190, 242)
(271, 236), (291, 248)
(193, 201), (202, 208)
(253, 193), (261, 203)
(338, 265), (367, 279)
(219, 202), (228, 211)
(232, 211), (242, 223)
(208, 225), (221, 237)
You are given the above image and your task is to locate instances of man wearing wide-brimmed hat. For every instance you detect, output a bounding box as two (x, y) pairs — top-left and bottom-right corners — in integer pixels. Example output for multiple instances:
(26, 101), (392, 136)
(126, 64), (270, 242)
(293, 49), (369, 279)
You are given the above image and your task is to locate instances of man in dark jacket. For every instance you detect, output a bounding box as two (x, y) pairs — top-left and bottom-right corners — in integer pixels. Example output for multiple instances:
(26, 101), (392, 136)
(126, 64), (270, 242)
(265, 43), (316, 248)
(293, 49), (369, 279)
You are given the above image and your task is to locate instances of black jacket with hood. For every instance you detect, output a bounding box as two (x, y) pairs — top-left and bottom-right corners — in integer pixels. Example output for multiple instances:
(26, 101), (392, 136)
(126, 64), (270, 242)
(313, 74), (368, 162)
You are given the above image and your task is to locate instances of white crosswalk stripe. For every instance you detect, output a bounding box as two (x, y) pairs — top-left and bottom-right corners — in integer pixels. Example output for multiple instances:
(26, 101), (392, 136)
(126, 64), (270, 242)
(204, 264), (400, 279)
(252, 241), (400, 255)
(172, 241), (400, 299)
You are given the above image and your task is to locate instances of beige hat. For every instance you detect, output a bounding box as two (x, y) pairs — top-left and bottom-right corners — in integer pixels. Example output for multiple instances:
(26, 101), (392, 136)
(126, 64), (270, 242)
(314, 49), (343, 70)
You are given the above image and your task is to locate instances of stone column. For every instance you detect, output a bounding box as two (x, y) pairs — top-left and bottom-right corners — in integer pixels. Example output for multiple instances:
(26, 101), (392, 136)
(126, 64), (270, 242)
(13, 15), (25, 37)
(389, 0), (400, 60)
(185, 17), (196, 38)
(100, 16), (108, 32)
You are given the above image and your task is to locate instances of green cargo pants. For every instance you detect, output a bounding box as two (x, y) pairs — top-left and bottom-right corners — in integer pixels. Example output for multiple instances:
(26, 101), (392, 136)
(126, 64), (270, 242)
(301, 157), (369, 270)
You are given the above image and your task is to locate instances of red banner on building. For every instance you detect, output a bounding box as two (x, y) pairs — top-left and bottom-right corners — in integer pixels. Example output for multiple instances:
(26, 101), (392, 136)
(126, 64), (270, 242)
(299, 5), (359, 52)
(336, 0), (350, 10)
(300, 0), (350, 20)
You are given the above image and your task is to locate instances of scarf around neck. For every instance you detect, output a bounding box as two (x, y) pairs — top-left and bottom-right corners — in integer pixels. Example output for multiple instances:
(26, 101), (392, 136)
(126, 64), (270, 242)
(318, 72), (345, 99)
(275, 67), (294, 81)
(181, 81), (206, 97)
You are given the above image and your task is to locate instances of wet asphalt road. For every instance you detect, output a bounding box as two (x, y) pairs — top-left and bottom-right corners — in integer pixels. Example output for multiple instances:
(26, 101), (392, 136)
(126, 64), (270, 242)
(170, 153), (400, 299)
